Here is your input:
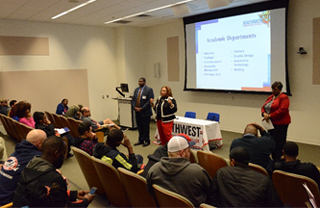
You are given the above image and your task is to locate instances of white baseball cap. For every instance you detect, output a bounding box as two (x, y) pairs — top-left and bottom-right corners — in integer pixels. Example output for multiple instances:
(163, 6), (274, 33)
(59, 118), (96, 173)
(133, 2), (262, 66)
(168, 135), (196, 152)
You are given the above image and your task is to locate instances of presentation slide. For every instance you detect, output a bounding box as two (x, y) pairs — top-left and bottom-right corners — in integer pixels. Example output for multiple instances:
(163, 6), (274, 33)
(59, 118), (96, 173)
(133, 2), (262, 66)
(196, 11), (270, 90)
(185, 3), (288, 94)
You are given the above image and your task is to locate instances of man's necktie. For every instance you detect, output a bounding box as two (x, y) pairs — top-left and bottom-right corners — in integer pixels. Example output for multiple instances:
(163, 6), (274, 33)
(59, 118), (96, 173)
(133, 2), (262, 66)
(136, 88), (142, 107)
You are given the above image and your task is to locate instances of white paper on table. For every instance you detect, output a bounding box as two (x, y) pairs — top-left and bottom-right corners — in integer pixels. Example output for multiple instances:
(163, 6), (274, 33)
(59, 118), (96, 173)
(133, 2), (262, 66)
(261, 119), (274, 130)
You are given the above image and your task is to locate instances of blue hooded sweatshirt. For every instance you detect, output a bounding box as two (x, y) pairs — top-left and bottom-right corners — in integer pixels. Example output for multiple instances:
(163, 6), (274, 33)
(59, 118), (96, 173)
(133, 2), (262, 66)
(0, 140), (41, 206)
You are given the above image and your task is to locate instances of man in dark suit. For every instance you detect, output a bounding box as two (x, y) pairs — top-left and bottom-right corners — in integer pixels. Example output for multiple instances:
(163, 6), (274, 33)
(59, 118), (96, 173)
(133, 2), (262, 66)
(230, 123), (275, 176)
(132, 77), (154, 147)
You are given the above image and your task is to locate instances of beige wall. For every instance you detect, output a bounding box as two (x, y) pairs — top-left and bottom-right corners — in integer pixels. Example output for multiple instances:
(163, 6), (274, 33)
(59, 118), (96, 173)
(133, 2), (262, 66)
(1, 0), (320, 145)
(115, 27), (147, 95)
(0, 19), (118, 122)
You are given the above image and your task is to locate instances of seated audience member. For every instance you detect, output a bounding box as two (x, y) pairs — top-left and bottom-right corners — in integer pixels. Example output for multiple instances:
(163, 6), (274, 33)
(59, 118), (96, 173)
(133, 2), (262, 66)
(34, 112), (55, 137)
(0, 129), (46, 206)
(65, 104), (83, 120)
(13, 136), (94, 207)
(74, 122), (97, 155)
(34, 112), (74, 157)
(146, 136), (213, 207)
(274, 141), (320, 187)
(230, 123), (275, 175)
(81, 107), (123, 131)
(212, 147), (282, 207)
(9, 100), (19, 121)
(93, 129), (142, 173)
(140, 133), (189, 178)
(16, 101), (35, 128)
(0, 98), (9, 116)
(26, 181), (68, 207)
(0, 137), (8, 164)
(56, 98), (69, 115)
(140, 143), (168, 178)
(7, 100), (17, 116)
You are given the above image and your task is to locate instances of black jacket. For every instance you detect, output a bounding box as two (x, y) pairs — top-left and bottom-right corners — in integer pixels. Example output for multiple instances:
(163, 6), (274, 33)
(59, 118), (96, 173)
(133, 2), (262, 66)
(93, 143), (138, 173)
(154, 96), (177, 122)
(274, 159), (320, 189)
(212, 164), (283, 207)
(13, 156), (89, 207)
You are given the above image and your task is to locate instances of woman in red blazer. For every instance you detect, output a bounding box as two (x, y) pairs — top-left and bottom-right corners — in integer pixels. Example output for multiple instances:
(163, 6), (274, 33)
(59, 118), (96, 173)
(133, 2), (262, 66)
(261, 81), (291, 161)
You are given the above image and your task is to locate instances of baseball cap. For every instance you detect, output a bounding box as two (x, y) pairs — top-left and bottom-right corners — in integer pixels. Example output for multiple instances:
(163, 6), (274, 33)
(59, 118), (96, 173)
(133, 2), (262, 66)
(168, 134), (196, 153)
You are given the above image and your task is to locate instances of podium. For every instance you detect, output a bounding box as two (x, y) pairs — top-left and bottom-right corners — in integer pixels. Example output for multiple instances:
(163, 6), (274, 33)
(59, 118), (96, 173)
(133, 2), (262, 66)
(113, 97), (137, 129)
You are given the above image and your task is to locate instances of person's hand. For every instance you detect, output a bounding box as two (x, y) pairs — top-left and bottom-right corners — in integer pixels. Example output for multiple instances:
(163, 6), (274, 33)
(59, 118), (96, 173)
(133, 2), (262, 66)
(150, 98), (155, 107)
(44, 118), (51, 125)
(134, 107), (139, 112)
(167, 98), (172, 105)
(84, 193), (95, 203)
(77, 190), (89, 199)
(91, 133), (96, 141)
(121, 135), (132, 148)
(263, 113), (270, 121)
(248, 123), (265, 132)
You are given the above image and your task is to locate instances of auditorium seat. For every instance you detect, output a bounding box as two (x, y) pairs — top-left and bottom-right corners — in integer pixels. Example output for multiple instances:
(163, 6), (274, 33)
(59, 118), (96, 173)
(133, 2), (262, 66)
(17, 123), (33, 141)
(91, 156), (130, 207)
(59, 115), (72, 133)
(7, 118), (21, 142)
(197, 150), (228, 179)
(67, 117), (81, 138)
(118, 167), (157, 207)
(273, 170), (320, 207)
(152, 184), (194, 208)
(71, 147), (105, 194)
(52, 113), (64, 128)
(248, 163), (268, 177)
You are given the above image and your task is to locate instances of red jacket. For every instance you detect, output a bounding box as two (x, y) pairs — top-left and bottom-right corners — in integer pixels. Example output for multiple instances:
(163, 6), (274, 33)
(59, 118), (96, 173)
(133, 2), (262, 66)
(261, 93), (291, 125)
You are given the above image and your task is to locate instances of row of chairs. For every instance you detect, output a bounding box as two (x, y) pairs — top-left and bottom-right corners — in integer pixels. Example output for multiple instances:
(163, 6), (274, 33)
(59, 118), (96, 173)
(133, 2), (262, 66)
(73, 146), (192, 207)
(72, 146), (269, 207)
(44, 111), (81, 139)
(197, 151), (320, 207)
(45, 111), (106, 143)
(0, 114), (33, 142)
(184, 111), (220, 122)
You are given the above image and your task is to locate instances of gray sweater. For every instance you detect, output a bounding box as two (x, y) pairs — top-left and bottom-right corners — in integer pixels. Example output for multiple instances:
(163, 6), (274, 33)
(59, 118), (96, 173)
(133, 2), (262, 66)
(146, 157), (213, 207)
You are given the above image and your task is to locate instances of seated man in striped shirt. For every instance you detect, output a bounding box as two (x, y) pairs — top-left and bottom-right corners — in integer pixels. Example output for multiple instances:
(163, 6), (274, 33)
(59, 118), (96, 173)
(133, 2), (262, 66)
(93, 129), (142, 173)
(74, 122), (97, 155)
